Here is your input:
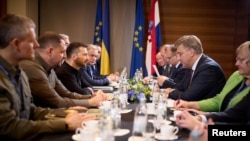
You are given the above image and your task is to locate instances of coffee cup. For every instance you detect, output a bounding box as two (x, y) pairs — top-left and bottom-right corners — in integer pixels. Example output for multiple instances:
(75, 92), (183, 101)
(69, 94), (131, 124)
(81, 120), (99, 132)
(160, 125), (179, 137)
(75, 127), (95, 141)
(100, 100), (112, 109)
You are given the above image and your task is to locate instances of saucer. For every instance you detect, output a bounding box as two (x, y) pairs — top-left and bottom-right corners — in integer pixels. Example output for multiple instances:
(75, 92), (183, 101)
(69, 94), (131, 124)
(154, 133), (178, 140)
(148, 119), (172, 125)
(114, 129), (130, 136)
(72, 134), (81, 141)
(128, 136), (145, 141)
(120, 109), (132, 114)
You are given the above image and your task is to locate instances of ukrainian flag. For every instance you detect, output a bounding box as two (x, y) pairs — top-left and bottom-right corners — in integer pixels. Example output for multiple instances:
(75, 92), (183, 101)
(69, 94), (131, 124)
(93, 0), (110, 75)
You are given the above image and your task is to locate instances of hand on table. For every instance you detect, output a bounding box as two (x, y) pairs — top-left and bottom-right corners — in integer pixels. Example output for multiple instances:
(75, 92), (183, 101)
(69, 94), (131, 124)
(65, 112), (96, 131)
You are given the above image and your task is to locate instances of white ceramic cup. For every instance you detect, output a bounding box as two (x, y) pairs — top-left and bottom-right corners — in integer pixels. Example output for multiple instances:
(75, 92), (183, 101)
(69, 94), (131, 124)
(81, 120), (99, 132)
(160, 125), (179, 137)
(100, 100), (112, 109)
(173, 110), (182, 120)
(75, 127), (95, 141)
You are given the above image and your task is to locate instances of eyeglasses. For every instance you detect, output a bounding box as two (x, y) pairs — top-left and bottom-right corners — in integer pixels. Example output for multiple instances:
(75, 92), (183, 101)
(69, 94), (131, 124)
(235, 57), (248, 63)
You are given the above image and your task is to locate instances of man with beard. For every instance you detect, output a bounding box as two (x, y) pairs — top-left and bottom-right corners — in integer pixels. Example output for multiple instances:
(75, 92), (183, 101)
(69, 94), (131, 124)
(56, 42), (94, 95)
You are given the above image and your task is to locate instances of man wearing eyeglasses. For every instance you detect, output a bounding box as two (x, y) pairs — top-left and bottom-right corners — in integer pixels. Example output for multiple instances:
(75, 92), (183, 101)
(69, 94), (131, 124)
(165, 35), (226, 101)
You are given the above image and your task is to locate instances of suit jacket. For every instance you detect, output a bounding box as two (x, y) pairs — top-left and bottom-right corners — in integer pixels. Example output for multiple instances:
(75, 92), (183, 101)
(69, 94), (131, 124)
(206, 90), (250, 124)
(80, 65), (110, 86)
(56, 62), (92, 95)
(0, 56), (67, 141)
(199, 71), (250, 112)
(161, 63), (188, 88)
(169, 54), (226, 101)
(88, 65), (106, 79)
(19, 52), (91, 108)
(93, 60), (101, 76)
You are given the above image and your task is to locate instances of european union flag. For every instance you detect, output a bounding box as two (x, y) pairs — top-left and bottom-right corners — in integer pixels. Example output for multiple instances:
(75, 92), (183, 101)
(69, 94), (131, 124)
(129, 0), (144, 78)
(100, 0), (111, 75)
(93, 0), (102, 45)
(93, 0), (110, 75)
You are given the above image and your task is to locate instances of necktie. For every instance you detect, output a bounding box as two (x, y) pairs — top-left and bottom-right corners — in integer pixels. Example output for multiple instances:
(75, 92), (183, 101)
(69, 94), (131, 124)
(189, 70), (194, 86)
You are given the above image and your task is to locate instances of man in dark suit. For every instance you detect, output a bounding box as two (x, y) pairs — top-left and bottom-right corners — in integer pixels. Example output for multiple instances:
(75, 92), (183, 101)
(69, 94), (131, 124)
(155, 52), (168, 76)
(92, 45), (101, 76)
(81, 44), (118, 86)
(159, 44), (175, 77)
(157, 45), (188, 89)
(166, 35), (226, 101)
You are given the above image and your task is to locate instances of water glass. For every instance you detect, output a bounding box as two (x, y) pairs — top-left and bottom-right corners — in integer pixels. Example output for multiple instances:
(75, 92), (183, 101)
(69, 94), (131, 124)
(143, 120), (156, 141)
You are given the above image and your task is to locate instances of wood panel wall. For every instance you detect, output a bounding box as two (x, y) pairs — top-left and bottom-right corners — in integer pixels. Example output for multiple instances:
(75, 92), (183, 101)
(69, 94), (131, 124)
(143, 0), (249, 78)
(0, 0), (7, 18)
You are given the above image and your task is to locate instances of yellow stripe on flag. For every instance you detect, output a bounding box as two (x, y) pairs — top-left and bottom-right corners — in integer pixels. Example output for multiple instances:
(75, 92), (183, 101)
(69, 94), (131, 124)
(100, 41), (110, 75)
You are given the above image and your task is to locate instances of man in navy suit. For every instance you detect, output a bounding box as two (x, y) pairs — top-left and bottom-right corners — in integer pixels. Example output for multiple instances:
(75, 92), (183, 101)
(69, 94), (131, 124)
(81, 44), (119, 86)
(157, 45), (188, 89)
(166, 35), (226, 101)
(159, 44), (175, 77)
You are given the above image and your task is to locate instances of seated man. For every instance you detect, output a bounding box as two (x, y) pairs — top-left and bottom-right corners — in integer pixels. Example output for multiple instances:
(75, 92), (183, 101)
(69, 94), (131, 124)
(80, 44), (119, 86)
(142, 52), (167, 83)
(0, 14), (95, 141)
(159, 44), (175, 77)
(165, 35), (226, 101)
(93, 44), (101, 76)
(56, 42), (93, 95)
(155, 52), (168, 76)
(175, 41), (250, 113)
(19, 32), (106, 108)
(157, 45), (188, 89)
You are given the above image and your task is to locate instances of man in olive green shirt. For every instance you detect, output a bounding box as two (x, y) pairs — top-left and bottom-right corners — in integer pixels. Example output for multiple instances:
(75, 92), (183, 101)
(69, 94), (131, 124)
(0, 14), (95, 141)
(19, 32), (106, 108)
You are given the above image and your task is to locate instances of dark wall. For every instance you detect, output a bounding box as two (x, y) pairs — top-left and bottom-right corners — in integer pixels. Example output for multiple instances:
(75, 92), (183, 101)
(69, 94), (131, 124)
(1, 0), (249, 78)
(0, 0), (7, 18)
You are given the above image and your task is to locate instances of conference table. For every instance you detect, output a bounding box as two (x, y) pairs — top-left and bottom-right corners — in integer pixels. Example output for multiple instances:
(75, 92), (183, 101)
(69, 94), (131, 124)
(37, 102), (190, 141)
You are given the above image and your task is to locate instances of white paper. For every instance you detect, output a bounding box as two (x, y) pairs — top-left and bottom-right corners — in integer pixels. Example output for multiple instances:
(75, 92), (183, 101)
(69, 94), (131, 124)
(153, 65), (160, 76)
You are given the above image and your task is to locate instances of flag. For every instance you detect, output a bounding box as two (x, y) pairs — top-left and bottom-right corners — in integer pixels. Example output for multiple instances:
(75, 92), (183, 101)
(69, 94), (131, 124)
(93, 0), (102, 45)
(145, 0), (162, 76)
(129, 0), (144, 78)
(93, 0), (102, 74)
(93, 0), (111, 75)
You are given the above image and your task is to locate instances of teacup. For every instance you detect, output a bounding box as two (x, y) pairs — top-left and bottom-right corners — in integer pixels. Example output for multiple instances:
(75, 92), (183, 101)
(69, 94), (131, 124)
(100, 100), (112, 109)
(81, 120), (99, 132)
(160, 125), (179, 137)
(75, 127), (95, 141)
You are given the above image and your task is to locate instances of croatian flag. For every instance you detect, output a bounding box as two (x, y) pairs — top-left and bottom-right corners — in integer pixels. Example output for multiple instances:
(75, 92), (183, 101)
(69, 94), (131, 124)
(145, 0), (162, 76)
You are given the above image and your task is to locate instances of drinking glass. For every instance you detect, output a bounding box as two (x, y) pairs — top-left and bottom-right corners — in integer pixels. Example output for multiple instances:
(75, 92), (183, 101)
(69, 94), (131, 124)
(142, 120), (156, 141)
